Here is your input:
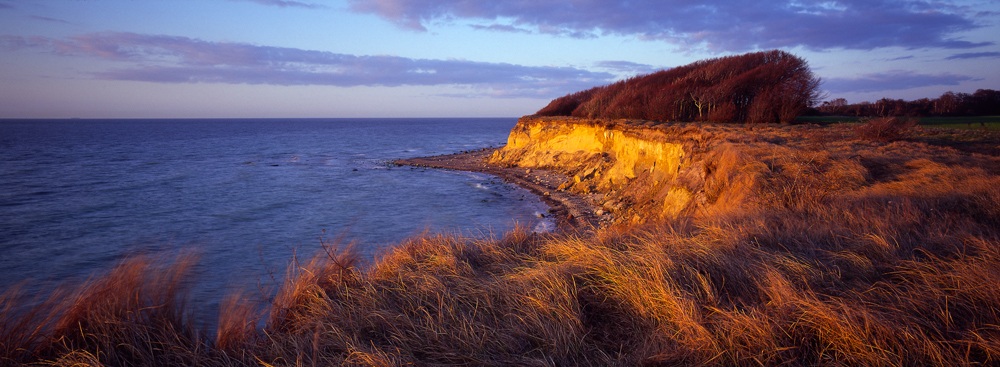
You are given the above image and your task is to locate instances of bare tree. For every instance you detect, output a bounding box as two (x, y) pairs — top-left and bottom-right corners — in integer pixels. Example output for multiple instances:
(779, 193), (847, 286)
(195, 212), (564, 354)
(536, 50), (823, 124)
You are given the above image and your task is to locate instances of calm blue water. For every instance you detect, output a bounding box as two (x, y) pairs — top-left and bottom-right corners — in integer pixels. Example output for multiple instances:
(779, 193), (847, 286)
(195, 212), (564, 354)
(0, 118), (551, 315)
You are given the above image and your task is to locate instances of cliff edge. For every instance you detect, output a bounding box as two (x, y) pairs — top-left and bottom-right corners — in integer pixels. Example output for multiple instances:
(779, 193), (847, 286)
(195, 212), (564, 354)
(488, 116), (752, 224)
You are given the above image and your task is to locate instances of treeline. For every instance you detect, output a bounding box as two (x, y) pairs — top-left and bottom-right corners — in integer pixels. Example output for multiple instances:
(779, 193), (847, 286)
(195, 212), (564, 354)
(536, 50), (823, 124)
(816, 89), (1000, 117)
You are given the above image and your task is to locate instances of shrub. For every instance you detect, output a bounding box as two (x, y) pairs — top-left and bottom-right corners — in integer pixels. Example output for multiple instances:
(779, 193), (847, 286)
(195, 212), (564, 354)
(853, 117), (916, 142)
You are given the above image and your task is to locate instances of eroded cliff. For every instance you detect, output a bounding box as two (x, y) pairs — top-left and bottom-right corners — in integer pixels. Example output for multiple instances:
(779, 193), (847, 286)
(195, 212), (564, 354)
(488, 116), (750, 223)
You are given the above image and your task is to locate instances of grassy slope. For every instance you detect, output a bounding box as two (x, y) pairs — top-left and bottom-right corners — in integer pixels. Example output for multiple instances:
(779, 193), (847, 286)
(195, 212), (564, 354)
(3, 122), (1000, 366)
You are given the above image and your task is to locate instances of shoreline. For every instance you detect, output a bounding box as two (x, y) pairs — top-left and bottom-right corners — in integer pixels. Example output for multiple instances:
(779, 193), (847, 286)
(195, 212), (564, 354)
(395, 148), (605, 232)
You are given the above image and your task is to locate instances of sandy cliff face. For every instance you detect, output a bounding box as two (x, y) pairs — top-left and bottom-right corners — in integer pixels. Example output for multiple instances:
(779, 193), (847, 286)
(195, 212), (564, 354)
(489, 116), (739, 222)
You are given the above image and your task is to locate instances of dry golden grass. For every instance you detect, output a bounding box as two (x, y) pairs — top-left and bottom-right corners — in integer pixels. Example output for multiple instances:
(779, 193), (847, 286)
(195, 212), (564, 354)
(0, 254), (212, 366)
(3, 121), (1000, 366)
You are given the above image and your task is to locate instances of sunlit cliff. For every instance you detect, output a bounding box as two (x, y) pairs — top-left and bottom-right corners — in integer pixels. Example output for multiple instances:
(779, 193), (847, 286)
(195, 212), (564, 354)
(489, 116), (751, 222)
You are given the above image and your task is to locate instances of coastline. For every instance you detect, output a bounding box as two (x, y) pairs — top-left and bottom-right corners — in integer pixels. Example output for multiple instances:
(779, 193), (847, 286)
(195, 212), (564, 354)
(395, 148), (605, 232)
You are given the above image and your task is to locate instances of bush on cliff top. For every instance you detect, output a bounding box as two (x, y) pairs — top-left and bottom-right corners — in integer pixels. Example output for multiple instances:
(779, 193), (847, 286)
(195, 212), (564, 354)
(537, 50), (823, 124)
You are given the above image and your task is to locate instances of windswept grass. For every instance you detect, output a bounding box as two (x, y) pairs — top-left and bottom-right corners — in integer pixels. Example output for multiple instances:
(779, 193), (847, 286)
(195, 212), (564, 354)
(0, 254), (210, 366)
(4, 123), (1000, 366)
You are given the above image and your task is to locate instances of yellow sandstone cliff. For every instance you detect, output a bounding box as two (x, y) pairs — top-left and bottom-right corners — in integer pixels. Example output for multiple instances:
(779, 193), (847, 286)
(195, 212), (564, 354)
(489, 116), (756, 223)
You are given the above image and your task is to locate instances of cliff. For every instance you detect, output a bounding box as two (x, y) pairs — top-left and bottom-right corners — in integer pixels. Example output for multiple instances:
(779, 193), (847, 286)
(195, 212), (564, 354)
(488, 116), (753, 223)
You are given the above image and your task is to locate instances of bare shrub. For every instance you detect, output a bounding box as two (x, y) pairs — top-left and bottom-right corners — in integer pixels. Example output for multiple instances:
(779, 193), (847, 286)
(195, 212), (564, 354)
(853, 117), (917, 142)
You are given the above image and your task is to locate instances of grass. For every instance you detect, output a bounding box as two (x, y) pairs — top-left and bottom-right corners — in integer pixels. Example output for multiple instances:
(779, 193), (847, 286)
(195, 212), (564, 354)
(914, 116), (1000, 130)
(3, 121), (1000, 366)
(796, 115), (1000, 130)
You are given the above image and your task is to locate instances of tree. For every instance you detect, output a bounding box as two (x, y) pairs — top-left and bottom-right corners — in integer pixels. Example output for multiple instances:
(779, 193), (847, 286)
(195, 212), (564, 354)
(971, 89), (1000, 115)
(535, 50), (823, 123)
(933, 92), (959, 116)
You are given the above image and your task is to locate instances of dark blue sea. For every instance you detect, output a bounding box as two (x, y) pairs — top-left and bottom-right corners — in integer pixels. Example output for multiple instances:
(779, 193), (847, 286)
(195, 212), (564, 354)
(0, 118), (551, 317)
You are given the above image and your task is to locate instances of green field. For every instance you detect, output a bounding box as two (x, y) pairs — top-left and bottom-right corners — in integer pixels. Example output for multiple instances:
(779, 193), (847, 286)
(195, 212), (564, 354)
(796, 115), (1000, 130)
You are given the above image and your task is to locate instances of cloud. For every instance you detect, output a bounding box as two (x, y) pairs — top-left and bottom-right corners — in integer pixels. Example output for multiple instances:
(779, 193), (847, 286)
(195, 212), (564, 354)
(824, 70), (976, 93)
(0, 3), (13, 10)
(945, 51), (1000, 60)
(29, 15), (71, 24)
(348, 0), (992, 52)
(469, 24), (532, 34)
(0, 35), (44, 50)
(595, 61), (657, 75)
(230, 0), (324, 9)
(1, 32), (613, 98)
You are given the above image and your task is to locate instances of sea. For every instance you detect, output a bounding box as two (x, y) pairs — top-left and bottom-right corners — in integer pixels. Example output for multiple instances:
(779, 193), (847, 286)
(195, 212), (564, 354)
(0, 118), (552, 320)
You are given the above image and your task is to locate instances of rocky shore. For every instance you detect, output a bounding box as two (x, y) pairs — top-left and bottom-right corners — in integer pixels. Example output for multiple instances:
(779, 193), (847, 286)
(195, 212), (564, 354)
(395, 116), (718, 232)
(395, 148), (606, 231)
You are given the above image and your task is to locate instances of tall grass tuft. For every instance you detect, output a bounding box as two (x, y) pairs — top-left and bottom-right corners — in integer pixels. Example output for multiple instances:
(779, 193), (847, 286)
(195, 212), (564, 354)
(0, 283), (74, 365)
(0, 254), (210, 366)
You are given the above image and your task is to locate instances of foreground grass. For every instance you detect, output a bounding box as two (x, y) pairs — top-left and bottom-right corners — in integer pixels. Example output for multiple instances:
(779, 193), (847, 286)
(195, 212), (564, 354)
(3, 123), (1000, 366)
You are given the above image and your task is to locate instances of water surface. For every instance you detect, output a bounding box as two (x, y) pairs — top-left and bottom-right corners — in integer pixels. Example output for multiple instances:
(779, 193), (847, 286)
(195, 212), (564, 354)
(0, 118), (551, 316)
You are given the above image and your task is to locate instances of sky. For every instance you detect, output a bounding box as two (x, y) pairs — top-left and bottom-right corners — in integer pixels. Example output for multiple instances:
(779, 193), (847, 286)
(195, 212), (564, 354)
(1, 0), (998, 118)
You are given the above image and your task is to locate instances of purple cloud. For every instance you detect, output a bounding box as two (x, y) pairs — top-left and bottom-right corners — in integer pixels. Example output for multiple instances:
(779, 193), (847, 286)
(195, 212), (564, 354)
(945, 52), (1000, 60)
(469, 24), (531, 34)
(0, 35), (58, 51)
(0, 3), (13, 10)
(348, 0), (992, 52)
(1, 32), (612, 98)
(29, 15), (71, 24)
(824, 70), (976, 93)
(231, 0), (324, 9)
